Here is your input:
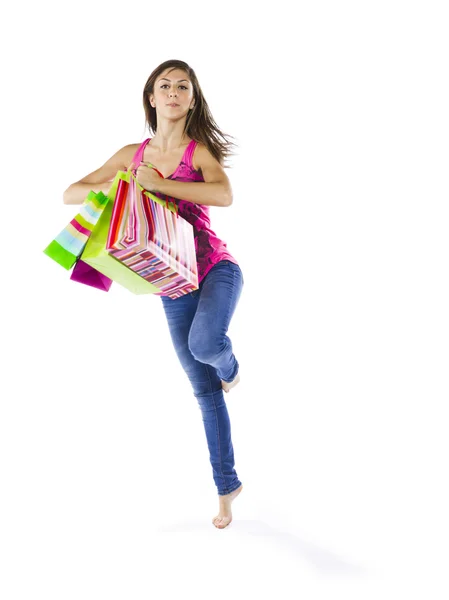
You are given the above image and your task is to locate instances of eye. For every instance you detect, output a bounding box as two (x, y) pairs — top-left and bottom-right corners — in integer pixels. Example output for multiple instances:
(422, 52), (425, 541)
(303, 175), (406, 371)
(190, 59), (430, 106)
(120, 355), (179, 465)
(160, 84), (188, 90)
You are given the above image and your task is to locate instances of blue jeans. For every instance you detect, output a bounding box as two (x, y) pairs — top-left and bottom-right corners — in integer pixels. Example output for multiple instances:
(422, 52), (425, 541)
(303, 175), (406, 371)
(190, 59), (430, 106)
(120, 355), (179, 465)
(161, 260), (244, 496)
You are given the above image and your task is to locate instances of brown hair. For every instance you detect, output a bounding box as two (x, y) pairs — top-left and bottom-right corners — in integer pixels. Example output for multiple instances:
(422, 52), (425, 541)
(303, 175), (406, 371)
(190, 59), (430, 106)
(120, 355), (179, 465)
(142, 59), (238, 168)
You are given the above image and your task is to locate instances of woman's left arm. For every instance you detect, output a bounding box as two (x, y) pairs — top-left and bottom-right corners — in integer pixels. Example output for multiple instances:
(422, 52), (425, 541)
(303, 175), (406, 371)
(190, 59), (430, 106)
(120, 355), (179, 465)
(136, 144), (233, 207)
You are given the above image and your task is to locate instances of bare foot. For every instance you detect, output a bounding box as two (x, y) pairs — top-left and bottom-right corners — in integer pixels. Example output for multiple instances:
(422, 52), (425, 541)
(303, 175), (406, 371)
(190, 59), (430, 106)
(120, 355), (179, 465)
(221, 371), (241, 394)
(212, 484), (243, 529)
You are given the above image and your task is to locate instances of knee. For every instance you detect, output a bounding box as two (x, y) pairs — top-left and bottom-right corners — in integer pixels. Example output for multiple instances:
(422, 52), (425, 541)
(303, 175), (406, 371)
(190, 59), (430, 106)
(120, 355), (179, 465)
(188, 332), (222, 363)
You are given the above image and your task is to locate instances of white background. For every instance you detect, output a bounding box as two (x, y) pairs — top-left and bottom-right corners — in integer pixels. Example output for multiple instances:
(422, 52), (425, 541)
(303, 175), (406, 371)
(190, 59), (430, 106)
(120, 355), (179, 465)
(1, 0), (448, 598)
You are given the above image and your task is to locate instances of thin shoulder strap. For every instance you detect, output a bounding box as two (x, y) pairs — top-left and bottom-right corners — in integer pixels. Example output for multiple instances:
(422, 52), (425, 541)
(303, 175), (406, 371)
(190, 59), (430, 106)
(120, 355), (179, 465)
(131, 138), (151, 166)
(184, 139), (198, 169)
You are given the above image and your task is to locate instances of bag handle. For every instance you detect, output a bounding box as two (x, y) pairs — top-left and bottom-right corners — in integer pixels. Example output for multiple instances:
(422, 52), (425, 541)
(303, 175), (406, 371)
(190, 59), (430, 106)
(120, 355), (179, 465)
(130, 138), (164, 176)
(129, 138), (179, 218)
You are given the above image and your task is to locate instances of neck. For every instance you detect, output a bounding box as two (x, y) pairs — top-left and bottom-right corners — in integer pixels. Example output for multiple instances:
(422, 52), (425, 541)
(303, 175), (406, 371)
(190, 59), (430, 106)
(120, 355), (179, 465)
(150, 120), (189, 153)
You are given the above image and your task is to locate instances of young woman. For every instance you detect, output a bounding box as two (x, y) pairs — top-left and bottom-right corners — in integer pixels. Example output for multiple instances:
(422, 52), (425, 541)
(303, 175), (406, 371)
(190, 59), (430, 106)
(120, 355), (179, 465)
(63, 59), (244, 529)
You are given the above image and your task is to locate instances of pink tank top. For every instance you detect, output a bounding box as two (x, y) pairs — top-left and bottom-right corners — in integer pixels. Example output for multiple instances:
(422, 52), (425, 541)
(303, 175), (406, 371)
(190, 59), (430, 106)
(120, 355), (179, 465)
(133, 138), (239, 296)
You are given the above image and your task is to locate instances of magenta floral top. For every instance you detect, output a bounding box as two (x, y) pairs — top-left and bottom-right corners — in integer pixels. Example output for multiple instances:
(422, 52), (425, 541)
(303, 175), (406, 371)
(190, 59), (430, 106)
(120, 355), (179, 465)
(141, 138), (239, 296)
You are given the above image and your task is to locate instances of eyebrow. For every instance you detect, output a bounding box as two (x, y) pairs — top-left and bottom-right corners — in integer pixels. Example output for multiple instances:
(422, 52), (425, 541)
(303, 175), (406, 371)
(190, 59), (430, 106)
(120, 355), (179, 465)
(159, 78), (190, 83)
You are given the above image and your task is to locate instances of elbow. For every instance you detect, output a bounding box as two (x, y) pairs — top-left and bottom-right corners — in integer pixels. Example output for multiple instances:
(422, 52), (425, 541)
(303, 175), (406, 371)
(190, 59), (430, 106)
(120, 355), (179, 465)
(63, 185), (72, 204)
(63, 184), (81, 205)
(223, 186), (233, 207)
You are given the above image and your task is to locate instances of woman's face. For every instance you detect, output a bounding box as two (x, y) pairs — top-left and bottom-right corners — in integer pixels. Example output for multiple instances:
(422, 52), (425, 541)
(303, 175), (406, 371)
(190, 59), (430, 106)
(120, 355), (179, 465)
(150, 68), (195, 117)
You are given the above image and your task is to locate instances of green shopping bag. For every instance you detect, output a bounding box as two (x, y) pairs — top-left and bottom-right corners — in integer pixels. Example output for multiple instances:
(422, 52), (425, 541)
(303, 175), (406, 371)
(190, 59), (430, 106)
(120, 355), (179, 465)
(43, 190), (110, 270)
(80, 169), (179, 295)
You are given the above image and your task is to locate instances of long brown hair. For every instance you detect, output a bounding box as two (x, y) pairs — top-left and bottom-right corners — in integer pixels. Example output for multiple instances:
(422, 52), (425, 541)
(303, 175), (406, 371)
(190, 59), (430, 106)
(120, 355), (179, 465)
(142, 59), (238, 168)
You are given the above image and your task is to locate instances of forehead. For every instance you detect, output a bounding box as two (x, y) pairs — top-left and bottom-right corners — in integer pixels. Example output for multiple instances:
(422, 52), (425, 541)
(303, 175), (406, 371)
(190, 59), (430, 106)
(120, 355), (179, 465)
(157, 68), (191, 83)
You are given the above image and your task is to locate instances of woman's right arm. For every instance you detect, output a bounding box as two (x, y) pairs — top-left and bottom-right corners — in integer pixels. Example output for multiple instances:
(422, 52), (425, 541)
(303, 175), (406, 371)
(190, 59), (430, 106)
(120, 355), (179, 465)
(63, 143), (139, 204)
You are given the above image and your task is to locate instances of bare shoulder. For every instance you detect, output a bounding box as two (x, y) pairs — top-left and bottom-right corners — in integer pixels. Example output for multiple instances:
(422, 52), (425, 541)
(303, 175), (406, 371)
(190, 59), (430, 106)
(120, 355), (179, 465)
(76, 143), (141, 186)
(101, 142), (140, 170)
(194, 142), (225, 171)
(193, 142), (230, 186)
(123, 143), (141, 168)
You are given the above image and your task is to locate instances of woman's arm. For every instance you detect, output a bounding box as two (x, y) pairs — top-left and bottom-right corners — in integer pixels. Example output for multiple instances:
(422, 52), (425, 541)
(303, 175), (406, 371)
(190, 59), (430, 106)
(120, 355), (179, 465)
(63, 181), (113, 205)
(63, 144), (138, 205)
(155, 144), (233, 207)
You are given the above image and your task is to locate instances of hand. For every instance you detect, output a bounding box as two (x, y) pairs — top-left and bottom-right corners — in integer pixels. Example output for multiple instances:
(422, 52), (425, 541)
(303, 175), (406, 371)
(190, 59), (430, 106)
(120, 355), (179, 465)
(128, 161), (164, 193)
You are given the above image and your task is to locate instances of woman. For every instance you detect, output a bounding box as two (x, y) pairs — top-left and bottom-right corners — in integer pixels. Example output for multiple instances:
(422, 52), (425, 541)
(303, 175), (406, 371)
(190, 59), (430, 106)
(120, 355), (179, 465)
(63, 59), (244, 530)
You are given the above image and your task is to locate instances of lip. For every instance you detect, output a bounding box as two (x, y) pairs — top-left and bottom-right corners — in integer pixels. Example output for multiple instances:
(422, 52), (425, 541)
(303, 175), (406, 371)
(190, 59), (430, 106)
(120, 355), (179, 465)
(167, 103), (179, 107)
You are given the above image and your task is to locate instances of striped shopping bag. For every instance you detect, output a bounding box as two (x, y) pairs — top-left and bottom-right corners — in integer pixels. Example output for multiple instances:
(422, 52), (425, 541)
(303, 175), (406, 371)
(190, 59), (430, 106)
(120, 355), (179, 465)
(79, 172), (161, 295)
(105, 168), (198, 299)
(44, 190), (110, 269)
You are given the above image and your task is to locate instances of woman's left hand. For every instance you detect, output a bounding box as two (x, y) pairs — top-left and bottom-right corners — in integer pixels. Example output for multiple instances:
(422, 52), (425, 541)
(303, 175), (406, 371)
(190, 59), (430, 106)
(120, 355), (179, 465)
(128, 161), (164, 192)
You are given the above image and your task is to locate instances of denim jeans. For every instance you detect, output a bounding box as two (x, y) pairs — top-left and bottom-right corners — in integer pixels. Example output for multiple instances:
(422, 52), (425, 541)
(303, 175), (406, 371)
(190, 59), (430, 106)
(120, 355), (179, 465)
(161, 260), (244, 495)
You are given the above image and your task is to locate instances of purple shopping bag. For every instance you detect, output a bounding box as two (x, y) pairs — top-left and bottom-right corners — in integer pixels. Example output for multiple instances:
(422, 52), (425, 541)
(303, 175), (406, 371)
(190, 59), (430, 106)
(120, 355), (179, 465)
(70, 259), (113, 292)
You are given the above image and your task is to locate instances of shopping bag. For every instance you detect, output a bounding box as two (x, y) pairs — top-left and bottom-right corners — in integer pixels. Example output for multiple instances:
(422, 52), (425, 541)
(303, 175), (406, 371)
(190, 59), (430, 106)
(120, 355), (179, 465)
(70, 259), (113, 292)
(80, 171), (161, 295)
(105, 167), (198, 299)
(43, 190), (110, 269)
